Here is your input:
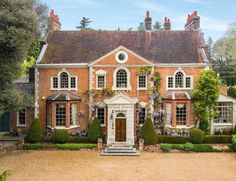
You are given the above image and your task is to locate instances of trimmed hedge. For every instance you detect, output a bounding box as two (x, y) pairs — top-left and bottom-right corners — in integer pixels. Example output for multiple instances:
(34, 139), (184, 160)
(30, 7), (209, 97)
(68, 136), (91, 143)
(204, 135), (232, 144)
(189, 128), (204, 144)
(141, 117), (157, 145)
(160, 143), (217, 152)
(232, 135), (236, 152)
(88, 118), (104, 143)
(53, 129), (69, 143)
(26, 118), (43, 143)
(55, 144), (96, 150)
(157, 135), (190, 144)
(23, 144), (55, 150)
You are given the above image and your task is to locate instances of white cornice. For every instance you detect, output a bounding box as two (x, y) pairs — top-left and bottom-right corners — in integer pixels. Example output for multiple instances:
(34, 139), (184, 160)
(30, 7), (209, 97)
(36, 44), (48, 63)
(35, 63), (88, 68)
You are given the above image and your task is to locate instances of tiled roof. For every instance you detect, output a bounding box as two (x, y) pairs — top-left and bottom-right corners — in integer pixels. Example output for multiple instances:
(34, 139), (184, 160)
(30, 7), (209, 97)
(40, 30), (205, 64)
(47, 91), (81, 101)
(162, 91), (191, 100)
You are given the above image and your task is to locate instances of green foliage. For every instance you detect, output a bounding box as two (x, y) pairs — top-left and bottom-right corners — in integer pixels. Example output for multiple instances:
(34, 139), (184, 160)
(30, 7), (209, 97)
(157, 135), (190, 144)
(192, 69), (221, 133)
(140, 117), (157, 145)
(137, 22), (145, 31)
(23, 143), (55, 150)
(189, 128), (205, 144)
(160, 143), (217, 152)
(160, 144), (172, 152)
(153, 21), (163, 30)
(204, 135), (232, 144)
(228, 86), (236, 98)
(88, 118), (104, 143)
(0, 0), (38, 113)
(53, 129), (69, 143)
(68, 136), (91, 143)
(234, 126), (236, 134)
(101, 88), (113, 96)
(55, 143), (96, 150)
(232, 135), (236, 143)
(0, 170), (10, 181)
(27, 118), (43, 143)
(76, 17), (92, 30)
(137, 66), (152, 75)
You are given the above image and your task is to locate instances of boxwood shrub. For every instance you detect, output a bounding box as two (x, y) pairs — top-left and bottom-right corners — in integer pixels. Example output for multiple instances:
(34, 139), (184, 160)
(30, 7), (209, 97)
(189, 128), (205, 144)
(68, 136), (91, 143)
(141, 117), (157, 145)
(160, 143), (217, 152)
(26, 118), (43, 143)
(204, 135), (232, 144)
(157, 135), (190, 144)
(55, 143), (96, 150)
(23, 144), (55, 150)
(53, 129), (69, 143)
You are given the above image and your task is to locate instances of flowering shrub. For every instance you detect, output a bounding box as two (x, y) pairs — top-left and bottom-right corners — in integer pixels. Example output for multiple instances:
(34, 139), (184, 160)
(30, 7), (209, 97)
(71, 130), (88, 137)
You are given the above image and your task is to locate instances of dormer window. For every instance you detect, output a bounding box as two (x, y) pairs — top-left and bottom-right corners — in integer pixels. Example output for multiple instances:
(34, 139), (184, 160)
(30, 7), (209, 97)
(167, 70), (192, 89)
(51, 71), (77, 90)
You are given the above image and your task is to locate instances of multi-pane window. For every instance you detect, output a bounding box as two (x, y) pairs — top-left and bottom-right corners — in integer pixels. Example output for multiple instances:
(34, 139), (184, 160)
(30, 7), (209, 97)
(175, 72), (184, 88)
(52, 77), (58, 88)
(185, 77), (191, 88)
(18, 109), (26, 126)
(176, 104), (187, 126)
(214, 102), (233, 123)
(70, 104), (77, 126)
(70, 77), (76, 89)
(167, 77), (173, 88)
(60, 72), (69, 88)
(52, 72), (77, 89)
(138, 75), (146, 89)
(56, 104), (66, 126)
(97, 75), (105, 88)
(138, 108), (146, 124)
(116, 69), (127, 88)
(97, 108), (105, 125)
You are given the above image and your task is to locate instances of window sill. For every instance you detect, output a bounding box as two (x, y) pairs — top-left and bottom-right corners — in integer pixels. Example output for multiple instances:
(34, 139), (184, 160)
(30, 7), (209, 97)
(101, 124), (106, 127)
(50, 88), (78, 91)
(47, 125), (80, 129)
(17, 125), (27, 127)
(165, 125), (195, 129)
(213, 123), (233, 126)
(137, 88), (148, 91)
(167, 88), (193, 90)
(112, 88), (131, 91)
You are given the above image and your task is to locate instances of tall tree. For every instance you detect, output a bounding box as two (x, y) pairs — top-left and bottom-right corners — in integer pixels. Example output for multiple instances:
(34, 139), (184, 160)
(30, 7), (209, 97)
(207, 36), (213, 61)
(0, 0), (38, 114)
(33, 0), (49, 37)
(153, 21), (163, 30)
(137, 22), (145, 31)
(226, 22), (236, 38)
(76, 17), (92, 30)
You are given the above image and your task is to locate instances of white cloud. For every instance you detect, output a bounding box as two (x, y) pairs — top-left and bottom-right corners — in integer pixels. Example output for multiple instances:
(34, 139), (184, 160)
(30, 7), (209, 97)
(129, 0), (168, 13)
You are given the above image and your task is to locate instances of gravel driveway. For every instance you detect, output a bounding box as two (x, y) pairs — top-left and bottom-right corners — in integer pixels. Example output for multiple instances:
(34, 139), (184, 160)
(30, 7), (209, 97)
(0, 151), (236, 181)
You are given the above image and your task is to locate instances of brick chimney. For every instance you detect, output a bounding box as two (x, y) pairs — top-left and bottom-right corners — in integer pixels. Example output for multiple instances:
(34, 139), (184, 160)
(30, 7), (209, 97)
(145, 11), (152, 31)
(47, 9), (61, 31)
(164, 17), (171, 30)
(185, 11), (200, 30)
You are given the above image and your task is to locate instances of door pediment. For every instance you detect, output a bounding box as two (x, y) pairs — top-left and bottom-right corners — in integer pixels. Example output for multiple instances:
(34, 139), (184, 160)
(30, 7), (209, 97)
(104, 92), (138, 105)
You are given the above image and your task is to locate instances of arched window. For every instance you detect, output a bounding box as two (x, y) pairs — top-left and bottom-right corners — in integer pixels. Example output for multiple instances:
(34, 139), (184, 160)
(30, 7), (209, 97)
(116, 113), (126, 118)
(175, 72), (184, 88)
(116, 69), (127, 88)
(60, 72), (69, 88)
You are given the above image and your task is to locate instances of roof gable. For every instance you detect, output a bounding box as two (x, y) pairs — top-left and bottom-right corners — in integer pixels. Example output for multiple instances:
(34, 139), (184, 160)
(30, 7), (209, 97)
(104, 92), (138, 105)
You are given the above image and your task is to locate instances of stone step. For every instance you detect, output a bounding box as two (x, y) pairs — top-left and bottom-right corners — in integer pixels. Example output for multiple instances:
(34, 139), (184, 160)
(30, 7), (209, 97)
(100, 151), (140, 156)
(103, 148), (137, 153)
(108, 146), (133, 150)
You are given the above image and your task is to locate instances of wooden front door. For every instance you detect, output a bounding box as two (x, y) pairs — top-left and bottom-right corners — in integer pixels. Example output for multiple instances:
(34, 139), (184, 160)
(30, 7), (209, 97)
(115, 119), (126, 142)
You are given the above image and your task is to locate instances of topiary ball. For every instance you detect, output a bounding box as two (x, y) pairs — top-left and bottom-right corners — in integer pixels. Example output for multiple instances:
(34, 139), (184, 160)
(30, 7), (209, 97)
(189, 128), (205, 144)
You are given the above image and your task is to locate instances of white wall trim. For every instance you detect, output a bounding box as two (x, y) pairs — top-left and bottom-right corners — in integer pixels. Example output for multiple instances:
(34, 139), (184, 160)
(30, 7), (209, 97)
(16, 109), (27, 127)
(96, 74), (106, 90)
(36, 63), (88, 68)
(112, 67), (131, 91)
(36, 44), (48, 63)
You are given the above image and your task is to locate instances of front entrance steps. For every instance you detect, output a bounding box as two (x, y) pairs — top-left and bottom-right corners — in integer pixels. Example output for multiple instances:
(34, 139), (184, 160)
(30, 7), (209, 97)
(101, 143), (140, 156)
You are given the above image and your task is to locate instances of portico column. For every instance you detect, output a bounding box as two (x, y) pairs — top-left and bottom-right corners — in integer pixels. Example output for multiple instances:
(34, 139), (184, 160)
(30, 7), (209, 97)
(172, 101), (176, 127)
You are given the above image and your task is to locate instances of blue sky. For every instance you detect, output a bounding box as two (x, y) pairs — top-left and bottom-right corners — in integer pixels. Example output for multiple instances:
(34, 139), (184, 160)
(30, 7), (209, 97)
(42, 0), (236, 41)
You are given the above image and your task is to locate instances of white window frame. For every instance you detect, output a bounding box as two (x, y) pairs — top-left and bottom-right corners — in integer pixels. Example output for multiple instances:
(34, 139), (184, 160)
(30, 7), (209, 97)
(166, 69), (193, 90)
(138, 107), (147, 126)
(51, 71), (78, 91)
(96, 75), (106, 90)
(96, 107), (106, 127)
(137, 75), (147, 90)
(214, 102), (233, 124)
(115, 50), (128, 64)
(112, 67), (131, 90)
(17, 109), (26, 127)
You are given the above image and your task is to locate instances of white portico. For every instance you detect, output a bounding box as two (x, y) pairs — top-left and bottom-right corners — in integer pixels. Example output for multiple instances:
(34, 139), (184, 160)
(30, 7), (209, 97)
(104, 92), (138, 146)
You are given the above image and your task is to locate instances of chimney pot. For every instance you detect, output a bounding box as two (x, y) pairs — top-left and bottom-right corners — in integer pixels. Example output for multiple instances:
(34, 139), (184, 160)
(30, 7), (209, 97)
(185, 10), (200, 30)
(47, 9), (61, 32)
(164, 17), (171, 30)
(145, 11), (152, 31)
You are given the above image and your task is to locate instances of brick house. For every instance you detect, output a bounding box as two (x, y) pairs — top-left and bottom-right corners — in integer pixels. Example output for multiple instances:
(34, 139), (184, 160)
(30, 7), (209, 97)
(4, 10), (236, 146)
